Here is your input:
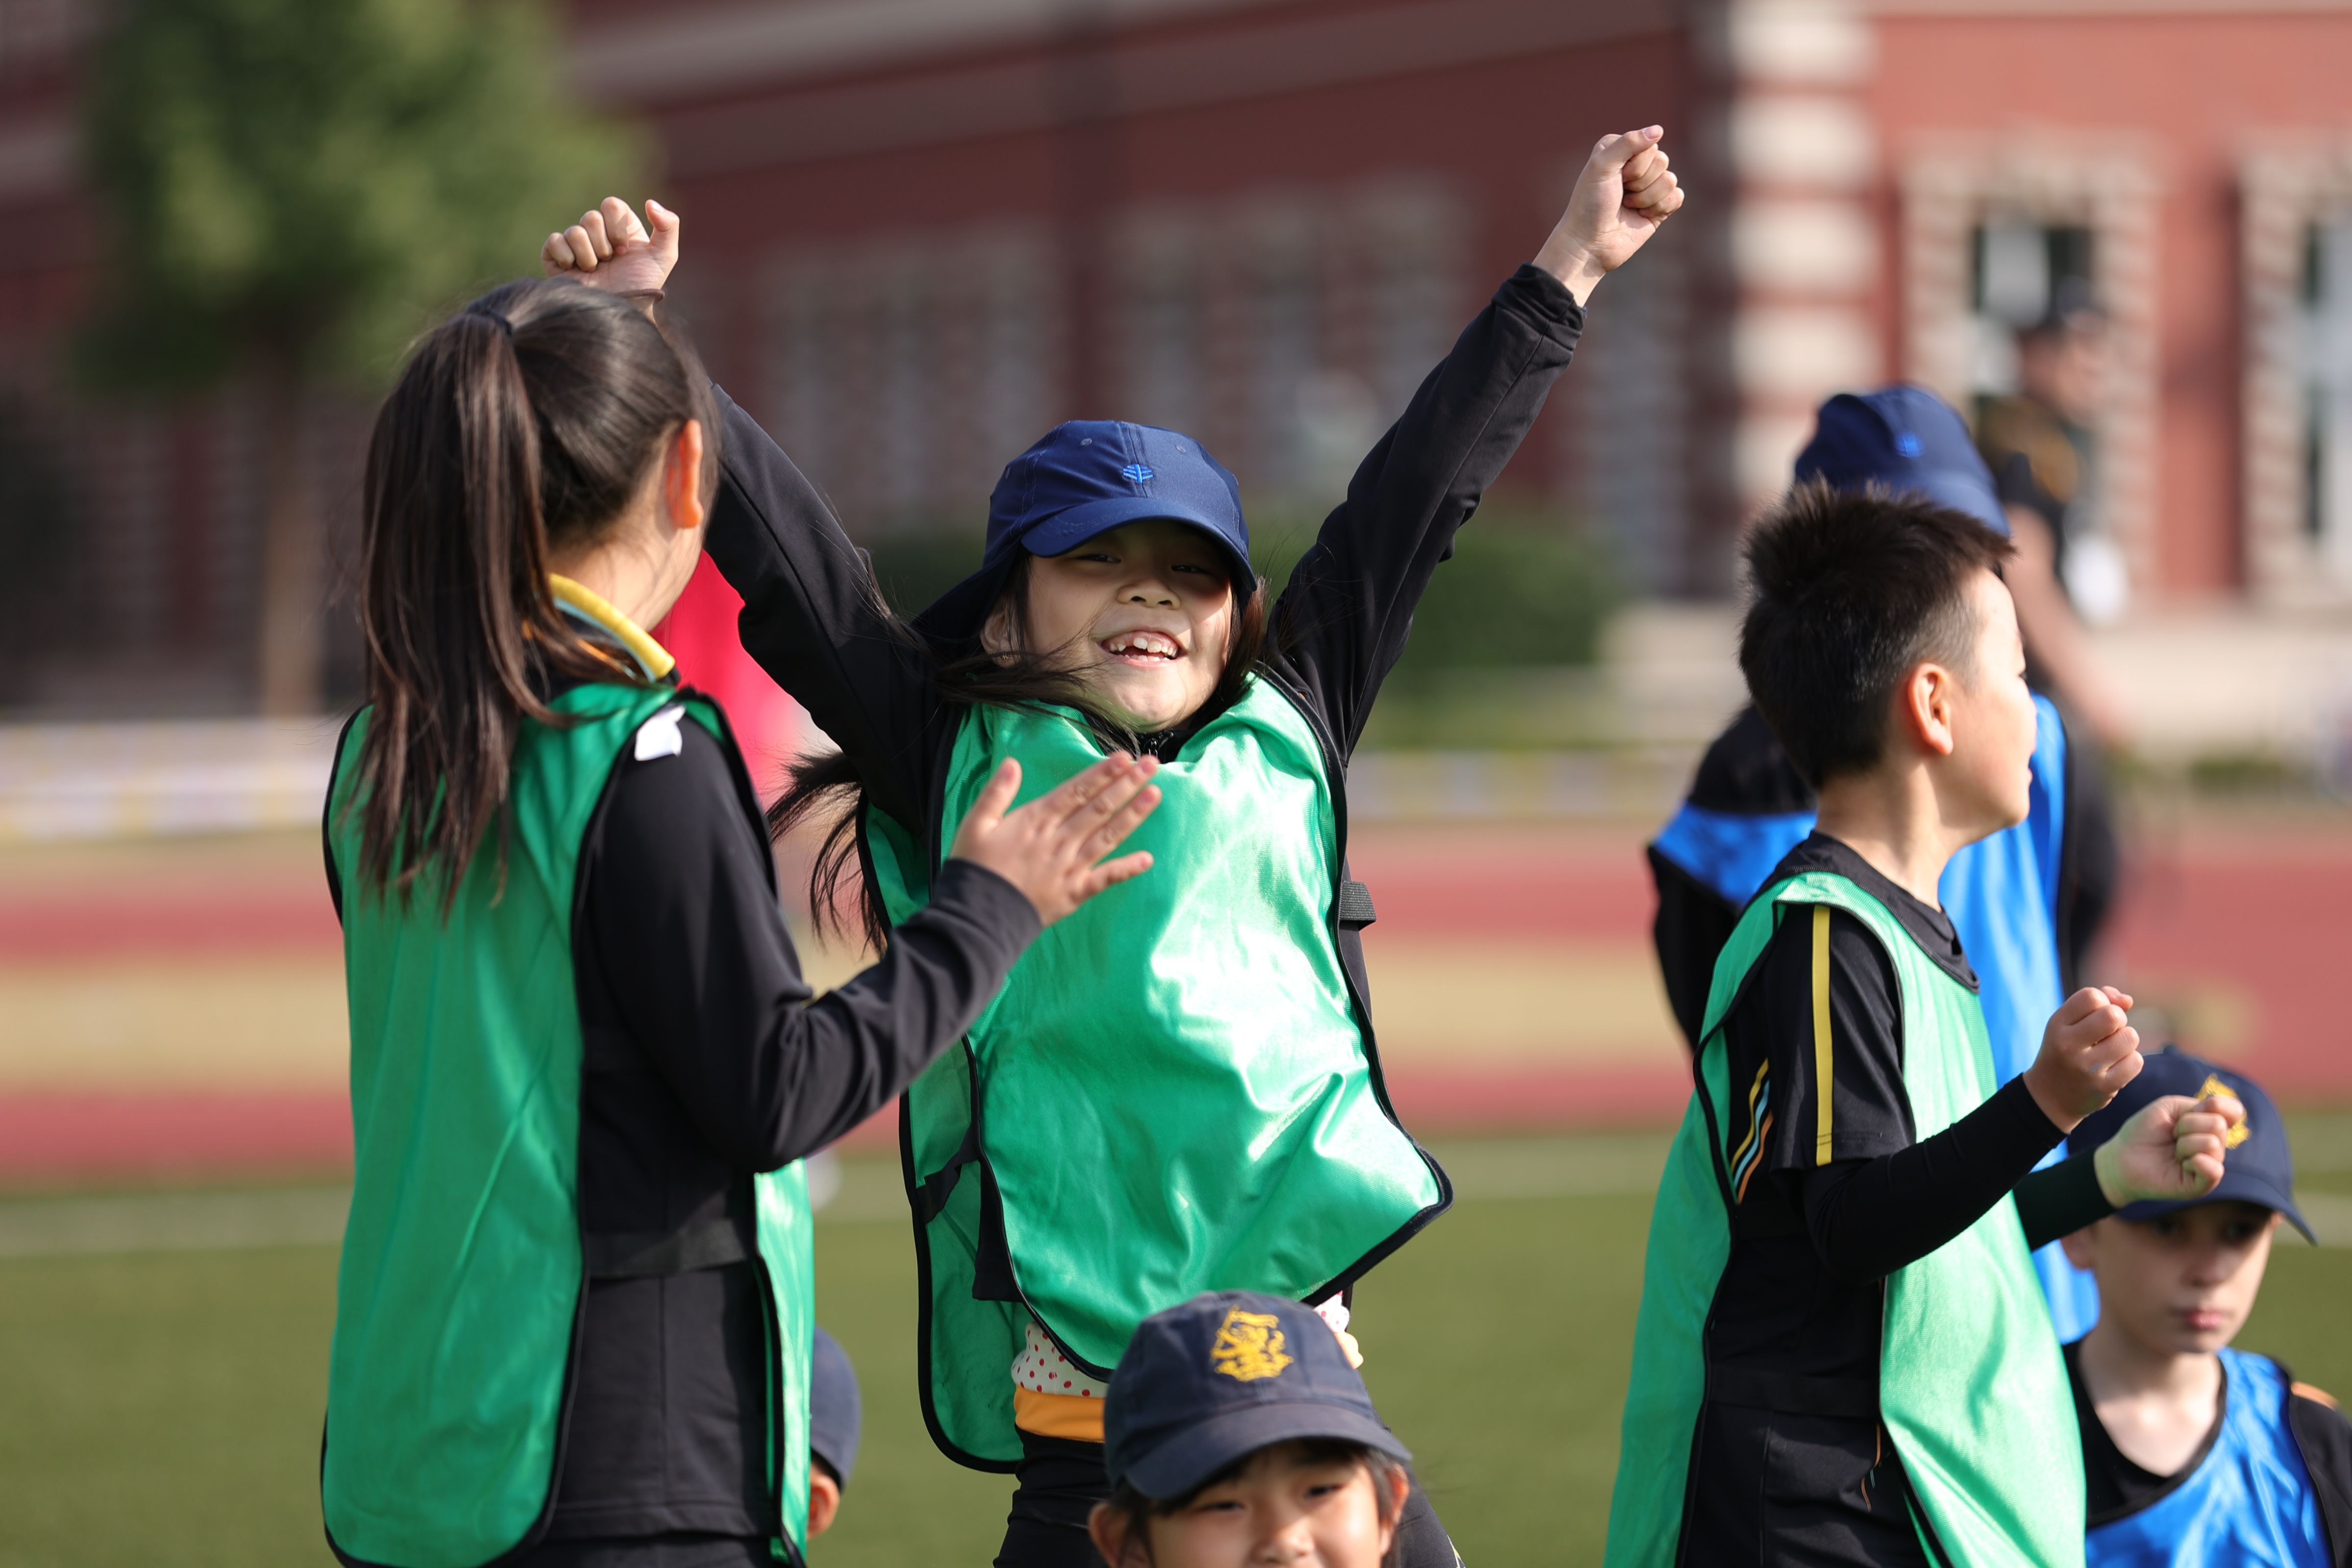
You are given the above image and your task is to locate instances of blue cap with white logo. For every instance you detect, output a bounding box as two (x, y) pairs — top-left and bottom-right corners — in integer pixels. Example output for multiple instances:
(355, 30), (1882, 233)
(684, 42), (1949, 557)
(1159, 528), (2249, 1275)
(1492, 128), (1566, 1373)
(2067, 1045), (2314, 1244)
(1794, 385), (2010, 537)
(1104, 1291), (1408, 1500)
(983, 420), (1251, 584)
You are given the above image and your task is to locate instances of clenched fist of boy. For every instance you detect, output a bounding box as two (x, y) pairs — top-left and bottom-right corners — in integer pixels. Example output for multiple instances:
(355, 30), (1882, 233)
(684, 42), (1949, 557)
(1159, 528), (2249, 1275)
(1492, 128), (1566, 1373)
(2024, 984), (2143, 1130)
(2092, 1090), (2246, 1208)
(1534, 125), (1686, 305)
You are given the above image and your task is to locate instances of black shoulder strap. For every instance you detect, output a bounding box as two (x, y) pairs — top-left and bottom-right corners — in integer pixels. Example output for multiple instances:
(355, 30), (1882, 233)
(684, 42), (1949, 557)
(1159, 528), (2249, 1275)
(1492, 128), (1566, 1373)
(322, 708), (365, 925)
(2280, 1361), (2352, 1567)
(913, 1118), (981, 1225)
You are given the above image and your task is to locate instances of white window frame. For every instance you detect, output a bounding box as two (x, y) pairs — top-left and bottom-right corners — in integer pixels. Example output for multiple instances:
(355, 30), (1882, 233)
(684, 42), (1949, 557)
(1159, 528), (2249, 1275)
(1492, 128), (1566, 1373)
(1899, 133), (2161, 600)
(2240, 140), (2352, 606)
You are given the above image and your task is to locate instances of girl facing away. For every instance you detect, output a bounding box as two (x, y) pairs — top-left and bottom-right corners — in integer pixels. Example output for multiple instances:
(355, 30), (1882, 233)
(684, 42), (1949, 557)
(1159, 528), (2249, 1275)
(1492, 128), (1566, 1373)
(544, 123), (1682, 1568)
(321, 278), (1158, 1568)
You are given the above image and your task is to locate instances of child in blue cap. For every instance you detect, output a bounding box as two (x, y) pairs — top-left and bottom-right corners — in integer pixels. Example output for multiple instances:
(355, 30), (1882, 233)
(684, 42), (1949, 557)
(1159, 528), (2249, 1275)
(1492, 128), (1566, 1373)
(543, 124), (1681, 1568)
(2057, 1047), (2352, 1567)
(1089, 1292), (1419, 1568)
(1647, 383), (2102, 1340)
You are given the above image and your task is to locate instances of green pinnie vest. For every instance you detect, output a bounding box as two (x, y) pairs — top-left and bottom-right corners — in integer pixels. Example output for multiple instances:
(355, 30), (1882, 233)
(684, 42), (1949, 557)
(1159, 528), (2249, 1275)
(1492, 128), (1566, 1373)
(1604, 870), (2082, 1568)
(323, 684), (815, 1568)
(868, 678), (1447, 1466)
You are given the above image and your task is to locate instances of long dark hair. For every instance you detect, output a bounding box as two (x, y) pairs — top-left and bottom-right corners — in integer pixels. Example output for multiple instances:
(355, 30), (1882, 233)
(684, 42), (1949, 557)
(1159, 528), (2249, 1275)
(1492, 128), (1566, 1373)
(771, 550), (1269, 950)
(351, 278), (717, 909)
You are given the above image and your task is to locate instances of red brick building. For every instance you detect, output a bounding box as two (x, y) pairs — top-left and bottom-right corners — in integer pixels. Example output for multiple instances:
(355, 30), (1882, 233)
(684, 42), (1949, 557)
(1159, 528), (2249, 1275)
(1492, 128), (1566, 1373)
(4, 0), (2351, 709)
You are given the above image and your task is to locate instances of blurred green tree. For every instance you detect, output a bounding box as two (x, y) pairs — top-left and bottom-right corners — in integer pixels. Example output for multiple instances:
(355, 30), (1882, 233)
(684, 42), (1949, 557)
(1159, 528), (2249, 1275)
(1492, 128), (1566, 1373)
(77, 0), (637, 714)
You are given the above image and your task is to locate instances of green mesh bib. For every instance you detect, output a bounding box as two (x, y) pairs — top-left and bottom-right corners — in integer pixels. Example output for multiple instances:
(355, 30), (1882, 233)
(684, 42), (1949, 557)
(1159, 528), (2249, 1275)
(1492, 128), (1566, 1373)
(323, 685), (814, 1567)
(869, 678), (1446, 1466)
(1604, 869), (2082, 1568)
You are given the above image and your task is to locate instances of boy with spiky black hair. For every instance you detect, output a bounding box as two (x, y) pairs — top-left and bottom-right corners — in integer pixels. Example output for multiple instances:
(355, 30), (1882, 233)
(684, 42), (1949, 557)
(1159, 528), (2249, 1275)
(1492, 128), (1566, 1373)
(1607, 482), (2243, 1568)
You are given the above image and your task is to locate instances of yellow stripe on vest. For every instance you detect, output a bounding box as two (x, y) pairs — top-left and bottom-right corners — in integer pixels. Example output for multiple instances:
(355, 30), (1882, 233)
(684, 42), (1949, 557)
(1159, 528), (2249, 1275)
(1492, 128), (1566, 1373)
(1811, 905), (1834, 1164)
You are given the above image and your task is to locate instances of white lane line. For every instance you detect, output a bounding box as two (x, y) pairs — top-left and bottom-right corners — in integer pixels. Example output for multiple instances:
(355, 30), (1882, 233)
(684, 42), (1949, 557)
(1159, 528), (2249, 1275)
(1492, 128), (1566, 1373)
(0, 1155), (2341, 1257)
(0, 1186), (349, 1259)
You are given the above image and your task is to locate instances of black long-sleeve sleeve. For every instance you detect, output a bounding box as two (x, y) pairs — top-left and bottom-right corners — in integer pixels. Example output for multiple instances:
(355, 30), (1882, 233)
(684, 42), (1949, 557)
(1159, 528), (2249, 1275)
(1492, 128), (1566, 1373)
(577, 716), (1037, 1175)
(1718, 833), (2116, 1295)
(539, 711), (1038, 1544)
(1263, 264), (1583, 758)
(701, 384), (945, 832)
(1798, 1076), (2108, 1284)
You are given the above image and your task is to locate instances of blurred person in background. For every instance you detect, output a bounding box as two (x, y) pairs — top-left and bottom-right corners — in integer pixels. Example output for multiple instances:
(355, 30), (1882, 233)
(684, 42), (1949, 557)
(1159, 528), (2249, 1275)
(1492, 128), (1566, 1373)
(1979, 282), (2132, 652)
(1647, 385), (2101, 1338)
(1978, 283), (2128, 980)
(320, 277), (1160, 1568)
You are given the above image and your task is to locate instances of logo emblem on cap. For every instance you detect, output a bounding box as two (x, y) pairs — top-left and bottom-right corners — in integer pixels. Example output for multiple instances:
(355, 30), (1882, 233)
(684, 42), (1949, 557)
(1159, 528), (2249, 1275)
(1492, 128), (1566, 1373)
(1209, 1308), (1293, 1382)
(1122, 463), (1154, 484)
(2197, 1075), (2252, 1147)
(1895, 432), (1924, 458)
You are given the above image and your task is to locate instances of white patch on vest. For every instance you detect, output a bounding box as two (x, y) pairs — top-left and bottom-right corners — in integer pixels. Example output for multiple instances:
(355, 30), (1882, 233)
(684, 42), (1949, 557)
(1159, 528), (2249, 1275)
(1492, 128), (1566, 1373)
(634, 705), (686, 761)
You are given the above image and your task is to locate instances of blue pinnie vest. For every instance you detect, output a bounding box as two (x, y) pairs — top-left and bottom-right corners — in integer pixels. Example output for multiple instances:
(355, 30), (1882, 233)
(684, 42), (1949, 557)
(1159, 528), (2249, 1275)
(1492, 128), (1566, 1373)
(1651, 692), (2102, 1339)
(2086, 1348), (2330, 1568)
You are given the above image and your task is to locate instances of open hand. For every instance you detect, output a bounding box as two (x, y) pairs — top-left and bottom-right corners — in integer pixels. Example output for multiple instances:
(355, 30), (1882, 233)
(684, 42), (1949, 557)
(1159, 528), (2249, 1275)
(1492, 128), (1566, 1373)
(1534, 125), (1685, 304)
(947, 754), (1161, 925)
(2094, 1092), (2245, 1207)
(543, 196), (681, 302)
(2023, 985), (2142, 1130)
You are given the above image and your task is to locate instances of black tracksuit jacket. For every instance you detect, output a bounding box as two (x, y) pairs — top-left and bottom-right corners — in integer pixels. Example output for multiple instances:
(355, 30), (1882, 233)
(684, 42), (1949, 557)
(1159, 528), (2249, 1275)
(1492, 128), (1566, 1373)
(325, 669), (1041, 1556)
(703, 263), (1587, 1061)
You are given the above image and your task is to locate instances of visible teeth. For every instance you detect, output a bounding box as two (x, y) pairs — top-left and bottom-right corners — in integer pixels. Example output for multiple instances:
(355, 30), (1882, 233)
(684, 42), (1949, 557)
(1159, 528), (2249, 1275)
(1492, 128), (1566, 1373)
(1107, 632), (1179, 658)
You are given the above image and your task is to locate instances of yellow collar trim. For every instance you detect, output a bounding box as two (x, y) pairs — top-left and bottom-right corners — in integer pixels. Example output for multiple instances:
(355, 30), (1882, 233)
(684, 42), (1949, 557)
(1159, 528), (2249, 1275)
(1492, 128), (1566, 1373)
(549, 574), (676, 680)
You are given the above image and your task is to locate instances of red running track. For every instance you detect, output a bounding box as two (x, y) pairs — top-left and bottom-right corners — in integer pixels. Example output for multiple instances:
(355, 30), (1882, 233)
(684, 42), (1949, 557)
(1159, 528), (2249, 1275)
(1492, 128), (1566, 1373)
(3, 820), (2343, 1182)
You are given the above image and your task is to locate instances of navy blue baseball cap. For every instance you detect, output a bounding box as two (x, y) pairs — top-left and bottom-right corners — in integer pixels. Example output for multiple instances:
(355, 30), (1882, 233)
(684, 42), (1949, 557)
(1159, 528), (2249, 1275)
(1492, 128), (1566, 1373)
(984, 420), (1250, 583)
(809, 1325), (862, 1487)
(1105, 1292), (1409, 1500)
(2068, 1045), (2314, 1244)
(1794, 386), (2010, 537)
(914, 420), (1252, 645)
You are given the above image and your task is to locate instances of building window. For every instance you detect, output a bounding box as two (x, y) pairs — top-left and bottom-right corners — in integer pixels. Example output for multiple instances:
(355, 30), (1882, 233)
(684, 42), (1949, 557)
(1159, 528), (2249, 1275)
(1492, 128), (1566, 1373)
(1968, 220), (2094, 399)
(762, 225), (1057, 532)
(1109, 182), (1465, 511)
(2299, 220), (2352, 573)
(2238, 143), (2352, 604)
(1900, 141), (2159, 598)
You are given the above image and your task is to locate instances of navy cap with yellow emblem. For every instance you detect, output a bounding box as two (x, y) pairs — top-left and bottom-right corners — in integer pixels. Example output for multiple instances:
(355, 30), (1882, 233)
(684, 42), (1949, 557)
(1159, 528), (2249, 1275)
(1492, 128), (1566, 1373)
(2068, 1044), (2315, 1244)
(1104, 1291), (1411, 1500)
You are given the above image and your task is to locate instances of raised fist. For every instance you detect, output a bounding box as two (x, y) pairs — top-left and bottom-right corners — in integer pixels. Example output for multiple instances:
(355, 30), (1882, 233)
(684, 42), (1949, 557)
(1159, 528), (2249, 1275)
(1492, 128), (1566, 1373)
(542, 196), (681, 302)
(1534, 126), (1685, 303)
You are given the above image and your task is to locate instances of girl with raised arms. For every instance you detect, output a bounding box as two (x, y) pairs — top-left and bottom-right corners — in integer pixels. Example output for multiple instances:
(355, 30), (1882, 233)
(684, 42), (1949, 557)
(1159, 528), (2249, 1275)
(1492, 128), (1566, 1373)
(544, 123), (1682, 1567)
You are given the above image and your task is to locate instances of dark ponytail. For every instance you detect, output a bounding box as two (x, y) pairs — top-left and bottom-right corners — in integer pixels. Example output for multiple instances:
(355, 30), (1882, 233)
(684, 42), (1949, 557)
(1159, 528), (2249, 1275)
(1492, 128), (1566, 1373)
(352, 278), (716, 909)
(771, 553), (1270, 951)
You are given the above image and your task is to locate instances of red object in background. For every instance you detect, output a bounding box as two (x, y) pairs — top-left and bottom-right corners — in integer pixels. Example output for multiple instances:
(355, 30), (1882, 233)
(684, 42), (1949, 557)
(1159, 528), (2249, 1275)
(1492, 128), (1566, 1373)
(653, 554), (805, 799)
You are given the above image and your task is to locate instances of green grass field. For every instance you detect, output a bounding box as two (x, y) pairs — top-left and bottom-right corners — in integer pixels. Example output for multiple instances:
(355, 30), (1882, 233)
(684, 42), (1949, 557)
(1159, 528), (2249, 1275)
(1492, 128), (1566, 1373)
(3, 1128), (2349, 1567)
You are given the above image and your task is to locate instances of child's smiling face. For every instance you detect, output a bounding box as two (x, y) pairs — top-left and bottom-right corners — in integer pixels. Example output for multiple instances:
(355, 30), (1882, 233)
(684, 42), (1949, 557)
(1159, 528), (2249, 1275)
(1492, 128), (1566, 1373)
(1092, 1445), (1405, 1568)
(989, 518), (1239, 733)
